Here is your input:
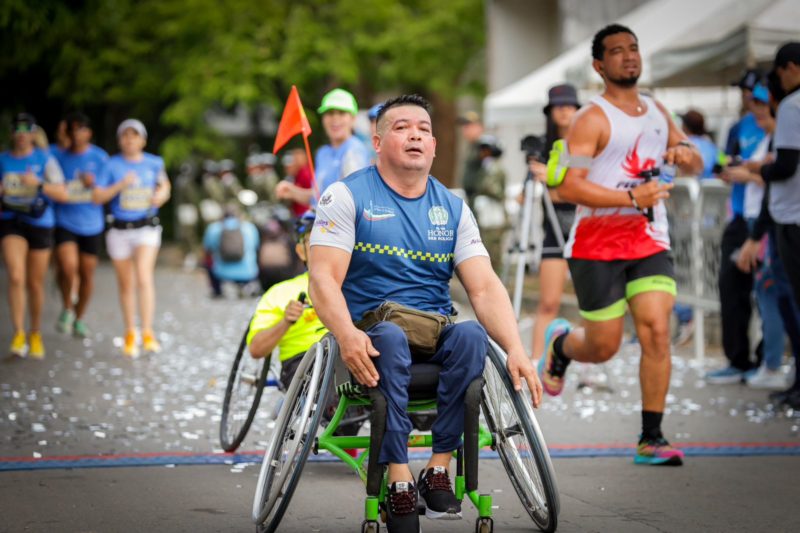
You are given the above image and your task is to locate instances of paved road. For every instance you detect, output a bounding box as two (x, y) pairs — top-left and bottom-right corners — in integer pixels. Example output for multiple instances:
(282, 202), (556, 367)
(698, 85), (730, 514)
(1, 264), (799, 532)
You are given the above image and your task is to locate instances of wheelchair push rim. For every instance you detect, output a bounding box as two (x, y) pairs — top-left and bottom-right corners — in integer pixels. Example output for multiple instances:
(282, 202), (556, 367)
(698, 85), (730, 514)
(481, 339), (560, 532)
(220, 324), (269, 452)
(252, 335), (335, 530)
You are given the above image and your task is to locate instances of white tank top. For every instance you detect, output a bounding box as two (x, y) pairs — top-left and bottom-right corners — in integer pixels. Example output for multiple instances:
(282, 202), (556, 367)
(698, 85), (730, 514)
(564, 94), (670, 260)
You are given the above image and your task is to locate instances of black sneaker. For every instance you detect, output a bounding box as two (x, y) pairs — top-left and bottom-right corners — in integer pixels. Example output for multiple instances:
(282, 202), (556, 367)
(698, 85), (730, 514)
(385, 481), (420, 533)
(418, 466), (462, 520)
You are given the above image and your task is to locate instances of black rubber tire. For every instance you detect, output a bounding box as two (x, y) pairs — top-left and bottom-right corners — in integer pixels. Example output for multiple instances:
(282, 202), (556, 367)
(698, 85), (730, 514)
(252, 335), (336, 531)
(220, 324), (269, 452)
(481, 340), (559, 532)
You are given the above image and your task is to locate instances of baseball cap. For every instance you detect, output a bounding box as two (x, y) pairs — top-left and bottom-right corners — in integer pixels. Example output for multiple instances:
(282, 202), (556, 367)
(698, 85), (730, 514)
(731, 69), (762, 91)
(367, 103), (384, 121)
(775, 41), (800, 69)
(751, 83), (770, 104)
(543, 84), (580, 115)
(116, 118), (147, 139)
(457, 111), (481, 125)
(318, 88), (358, 115)
(12, 113), (36, 133)
(66, 111), (91, 129)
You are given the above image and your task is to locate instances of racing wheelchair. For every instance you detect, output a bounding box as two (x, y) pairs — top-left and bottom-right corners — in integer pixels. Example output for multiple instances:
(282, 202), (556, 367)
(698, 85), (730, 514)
(251, 333), (560, 533)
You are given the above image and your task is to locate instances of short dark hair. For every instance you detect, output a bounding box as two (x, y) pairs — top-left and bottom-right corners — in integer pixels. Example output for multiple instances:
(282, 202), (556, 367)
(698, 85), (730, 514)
(375, 94), (431, 132)
(65, 111), (91, 129)
(592, 24), (637, 60)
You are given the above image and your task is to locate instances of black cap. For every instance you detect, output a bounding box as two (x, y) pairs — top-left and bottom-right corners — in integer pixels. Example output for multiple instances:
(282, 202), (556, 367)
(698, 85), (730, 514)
(544, 84), (580, 115)
(731, 69), (762, 91)
(775, 42), (800, 69)
(12, 112), (36, 133)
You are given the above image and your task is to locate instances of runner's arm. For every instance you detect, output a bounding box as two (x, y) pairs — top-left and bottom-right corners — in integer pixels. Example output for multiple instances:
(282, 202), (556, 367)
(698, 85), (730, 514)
(152, 169), (171, 208)
(556, 108), (666, 209)
(656, 100), (704, 175)
(248, 301), (304, 358)
(40, 157), (69, 202)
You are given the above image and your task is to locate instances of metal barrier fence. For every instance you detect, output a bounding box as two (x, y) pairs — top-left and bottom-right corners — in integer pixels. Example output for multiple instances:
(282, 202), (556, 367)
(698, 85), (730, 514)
(666, 178), (731, 361)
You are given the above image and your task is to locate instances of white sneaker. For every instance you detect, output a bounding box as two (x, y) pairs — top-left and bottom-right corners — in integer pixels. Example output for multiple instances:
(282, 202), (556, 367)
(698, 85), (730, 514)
(673, 320), (694, 347)
(746, 366), (788, 390)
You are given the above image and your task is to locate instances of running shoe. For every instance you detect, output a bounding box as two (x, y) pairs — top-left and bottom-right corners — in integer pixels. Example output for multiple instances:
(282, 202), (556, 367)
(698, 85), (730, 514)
(56, 309), (75, 334)
(142, 331), (161, 354)
(635, 435), (684, 466)
(28, 332), (45, 359)
(72, 319), (91, 339)
(123, 331), (140, 359)
(418, 466), (461, 519)
(537, 318), (572, 396)
(9, 331), (27, 357)
(746, 365), (787, 390)
(704, 366), (745, 384)
(385, 481), (420, 533)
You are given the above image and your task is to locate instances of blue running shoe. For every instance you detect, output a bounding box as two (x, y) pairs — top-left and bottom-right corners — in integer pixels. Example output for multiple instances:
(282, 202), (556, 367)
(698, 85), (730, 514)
(538, 318), (572, 396)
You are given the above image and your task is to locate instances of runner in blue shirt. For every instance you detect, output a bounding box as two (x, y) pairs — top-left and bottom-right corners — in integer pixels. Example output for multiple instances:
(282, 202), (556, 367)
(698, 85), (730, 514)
(93, 119), (171, 358)
(310, 95), (542, 532)
(1, 113), (68, 359)
(53, 112), (109, 338)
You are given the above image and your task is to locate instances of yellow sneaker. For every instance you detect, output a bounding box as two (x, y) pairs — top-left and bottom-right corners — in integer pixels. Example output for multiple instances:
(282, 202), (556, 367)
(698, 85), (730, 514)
(28, 332), (45, 359)
(123, 331), (140, 359)
(9, 331), (27, 357)
(142, 331), (161, 354)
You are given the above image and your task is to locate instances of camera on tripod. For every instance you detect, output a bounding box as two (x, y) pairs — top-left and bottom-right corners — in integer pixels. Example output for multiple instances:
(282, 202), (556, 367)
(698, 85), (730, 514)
(520, 135), (546, 163)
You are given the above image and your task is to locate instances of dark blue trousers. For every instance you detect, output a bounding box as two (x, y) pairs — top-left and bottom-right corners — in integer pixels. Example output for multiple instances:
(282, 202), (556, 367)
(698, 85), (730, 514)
(366, 320), (487, 464)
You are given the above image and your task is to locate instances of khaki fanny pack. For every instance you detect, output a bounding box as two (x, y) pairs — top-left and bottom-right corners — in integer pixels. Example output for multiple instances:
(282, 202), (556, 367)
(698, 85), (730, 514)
(356, 301), (454, 356)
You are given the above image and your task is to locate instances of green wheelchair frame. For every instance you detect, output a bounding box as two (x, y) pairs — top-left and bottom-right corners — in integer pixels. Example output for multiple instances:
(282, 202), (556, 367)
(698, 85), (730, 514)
(252, 334), (560, 533)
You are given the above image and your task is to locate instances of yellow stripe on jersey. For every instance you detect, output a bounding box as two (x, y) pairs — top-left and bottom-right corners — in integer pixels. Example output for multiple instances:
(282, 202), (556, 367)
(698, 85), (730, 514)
(353, 242), (454, 263)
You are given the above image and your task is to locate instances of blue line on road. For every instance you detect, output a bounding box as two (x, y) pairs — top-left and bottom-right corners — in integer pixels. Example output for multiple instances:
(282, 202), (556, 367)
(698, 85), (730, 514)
(1, 444), (799, 472)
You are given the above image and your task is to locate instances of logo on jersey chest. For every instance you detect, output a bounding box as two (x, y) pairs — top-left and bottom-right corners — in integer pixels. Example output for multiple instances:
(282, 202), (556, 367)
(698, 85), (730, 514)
(427, 205), (453, 241)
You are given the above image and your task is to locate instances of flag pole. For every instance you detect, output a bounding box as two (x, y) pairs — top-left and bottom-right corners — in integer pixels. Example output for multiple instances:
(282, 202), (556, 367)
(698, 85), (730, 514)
(303, 134), (320, 201)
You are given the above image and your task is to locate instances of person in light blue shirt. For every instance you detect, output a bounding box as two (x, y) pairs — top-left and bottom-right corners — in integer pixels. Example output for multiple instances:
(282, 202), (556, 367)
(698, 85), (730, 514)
(92, 119), (171, 358)
(1, 113), (68, 359)
(52, 112), (109, 338)
(202, 207), (260, 297)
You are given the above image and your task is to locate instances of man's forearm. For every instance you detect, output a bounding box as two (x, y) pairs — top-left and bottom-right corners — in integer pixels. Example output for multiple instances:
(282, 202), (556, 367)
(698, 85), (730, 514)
(557, 174), (631, 208)
(468, 276), (525, 356)
(309, 274), (358, 341)
(249, 320), (291, 357)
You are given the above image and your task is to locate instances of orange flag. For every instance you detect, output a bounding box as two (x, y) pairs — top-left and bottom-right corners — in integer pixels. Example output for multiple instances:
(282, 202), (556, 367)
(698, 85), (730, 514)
(273, 85), (312, 154)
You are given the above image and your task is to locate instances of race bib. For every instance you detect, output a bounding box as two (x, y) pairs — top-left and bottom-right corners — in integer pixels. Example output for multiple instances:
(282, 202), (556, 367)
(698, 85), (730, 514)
(2, 172), (37, 206)
(120, 187), (153, 211)
(66, 178), (93, 203)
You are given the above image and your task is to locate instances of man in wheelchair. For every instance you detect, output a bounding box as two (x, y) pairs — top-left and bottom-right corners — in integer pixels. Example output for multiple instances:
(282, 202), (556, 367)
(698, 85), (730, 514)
(247, 211), (324, 390)
(310, 95), (543, 533)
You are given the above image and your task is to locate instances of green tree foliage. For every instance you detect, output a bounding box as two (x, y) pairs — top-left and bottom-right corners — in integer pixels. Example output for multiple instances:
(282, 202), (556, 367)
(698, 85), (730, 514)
(1, 0), (484, 172)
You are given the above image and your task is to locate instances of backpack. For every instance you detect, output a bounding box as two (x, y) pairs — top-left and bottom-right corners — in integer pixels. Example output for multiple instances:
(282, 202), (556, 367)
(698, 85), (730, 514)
(219, 224), (245, 262)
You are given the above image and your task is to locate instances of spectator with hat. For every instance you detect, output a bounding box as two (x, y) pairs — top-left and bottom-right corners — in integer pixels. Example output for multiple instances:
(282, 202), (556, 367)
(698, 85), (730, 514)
(527, 83), (581, 364)
(705, 69), (767, 384)
(275, 88), (369, 208)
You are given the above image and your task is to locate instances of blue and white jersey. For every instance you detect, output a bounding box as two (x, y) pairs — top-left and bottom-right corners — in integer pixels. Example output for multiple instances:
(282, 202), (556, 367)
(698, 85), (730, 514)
(310, 166), (488, 322)
(99, 152), (167, 222)
(726, 113), (765, 217)
(312, 136), (370, 207)
(54, 144), (109, 236)
(0, 148), (64, 227)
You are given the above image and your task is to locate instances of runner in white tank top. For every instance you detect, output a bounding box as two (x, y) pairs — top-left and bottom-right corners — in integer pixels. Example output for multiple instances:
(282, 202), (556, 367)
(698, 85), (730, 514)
(564, 94), (669, 260)
(536, 24), (704, 467)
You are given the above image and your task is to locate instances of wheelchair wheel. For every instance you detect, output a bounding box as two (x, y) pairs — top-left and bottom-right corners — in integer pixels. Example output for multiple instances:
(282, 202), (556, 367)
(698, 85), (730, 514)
(220, 325), (269, 452)
(252, 335), (336, 531)
(481, 340), (560, 533)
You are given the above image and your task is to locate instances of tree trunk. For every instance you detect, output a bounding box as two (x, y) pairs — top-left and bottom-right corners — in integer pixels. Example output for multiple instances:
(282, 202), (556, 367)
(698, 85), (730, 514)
(429, 91), (457, 188)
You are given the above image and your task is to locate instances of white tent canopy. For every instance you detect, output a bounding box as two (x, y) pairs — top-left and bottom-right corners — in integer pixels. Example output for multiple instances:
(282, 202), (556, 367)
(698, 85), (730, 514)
(484, 0), (799, 182)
